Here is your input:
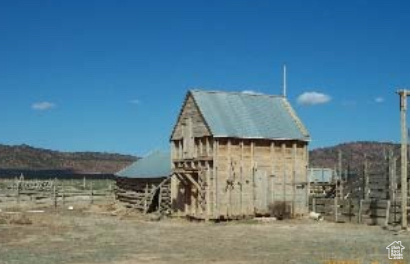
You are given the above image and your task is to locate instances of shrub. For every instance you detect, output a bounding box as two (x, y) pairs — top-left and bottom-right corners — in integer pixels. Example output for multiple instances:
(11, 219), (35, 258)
(268, 201), (291, 220)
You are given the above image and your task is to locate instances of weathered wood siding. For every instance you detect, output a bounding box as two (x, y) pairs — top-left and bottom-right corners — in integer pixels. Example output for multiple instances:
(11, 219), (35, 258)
(213, 139), (309, 218)
(171, 137), (308, 220)
(171, 95), (211, 141)
(171, 136), (215, 219)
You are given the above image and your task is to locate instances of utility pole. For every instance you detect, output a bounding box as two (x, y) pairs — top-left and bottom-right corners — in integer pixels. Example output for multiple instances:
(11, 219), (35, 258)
(283, 64), (287, 97)
(398, 89), (410, 230)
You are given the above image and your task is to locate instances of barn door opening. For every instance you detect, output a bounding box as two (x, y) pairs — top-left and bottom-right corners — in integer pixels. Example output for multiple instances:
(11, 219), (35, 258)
(174, 172), (203, 217)
(254, 170), (269, 215)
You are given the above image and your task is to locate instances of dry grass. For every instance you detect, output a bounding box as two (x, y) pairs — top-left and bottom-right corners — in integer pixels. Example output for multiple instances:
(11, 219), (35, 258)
(0, 203), (409, 264)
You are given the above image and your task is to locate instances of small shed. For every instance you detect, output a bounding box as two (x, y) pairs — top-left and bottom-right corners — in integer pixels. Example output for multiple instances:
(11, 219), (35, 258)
(308, 168), (333, 183)
(308, 168), (335, 197)
(115, 151), (171, 213)
(170, 90), (310, 220)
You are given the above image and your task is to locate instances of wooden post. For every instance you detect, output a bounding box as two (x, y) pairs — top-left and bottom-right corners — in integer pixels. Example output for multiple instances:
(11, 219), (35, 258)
(90, 181), (93, 204)
(227, 139), (231, 218)
(334, 185), (338, 222)
(213, 139), (219, 218)
(53, 178), (57, 209)
(282, 143), (286, 207)
(312, 197), (316, 212)
(158, 186), (162, 213)
(398, 89), (409, 230)
(270, 142), (275, 204)
(338, 150), (343, 199)
(16, 179), (20, 204)
(392, 157), (398, 223)
(83, 176), (86, 190)
(305, 144), (310, 209)
(385, 200), (391, 227)
(363, 156), (369, 200)
(358, 199), (363, 224)
(144, 183), (149, 214)
(251, 141), (255, 214)
(389, 149), (394, 201)
(62, 180), (65, 206)
(240, 141), (244, 216)
(292, 142), (297, 217)
(206, 163), (211, 221)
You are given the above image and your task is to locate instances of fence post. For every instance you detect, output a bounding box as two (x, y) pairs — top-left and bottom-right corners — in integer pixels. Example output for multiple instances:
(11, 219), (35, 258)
(111, 183), (116, 203)
(334, 194), (338, 222)
(158, 186), (162, 213)
(62, 180), (65, 206)
(16, 179), (20, 204)
(90, 181), (93, 204)
(385, 200), (391, 227)
(358, 199), (363, 224)
(338, 150), (344, 199)
(312, 197), (316, 212)
(53, 178), (57, 209)
(363, 156), (369, 200)
(144, 183), (149, 214)
(83, 176), (86, 190)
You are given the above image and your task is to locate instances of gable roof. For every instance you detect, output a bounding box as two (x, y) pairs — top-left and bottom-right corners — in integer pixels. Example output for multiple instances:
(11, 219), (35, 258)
(115, 151), (171, 179)
(187, 90), (310, 141)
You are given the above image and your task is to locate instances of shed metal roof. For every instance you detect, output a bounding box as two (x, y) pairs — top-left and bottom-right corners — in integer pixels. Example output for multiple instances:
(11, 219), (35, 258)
(189, 90), (310, 141)
(115, 151), (171, 179)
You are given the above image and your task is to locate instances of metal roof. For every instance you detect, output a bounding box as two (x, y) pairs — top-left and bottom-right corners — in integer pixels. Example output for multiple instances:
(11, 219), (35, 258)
(115, 151), (171, 179)
(190, 90), (310, 141)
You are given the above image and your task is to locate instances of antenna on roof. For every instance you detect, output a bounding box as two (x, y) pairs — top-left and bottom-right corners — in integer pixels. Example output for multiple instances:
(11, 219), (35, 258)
(283, 64), (287, 97)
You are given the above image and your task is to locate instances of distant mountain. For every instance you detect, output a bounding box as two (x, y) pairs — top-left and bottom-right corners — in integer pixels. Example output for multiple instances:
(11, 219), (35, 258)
(0, 144), (138, 174)
(309, 141), (400, 173)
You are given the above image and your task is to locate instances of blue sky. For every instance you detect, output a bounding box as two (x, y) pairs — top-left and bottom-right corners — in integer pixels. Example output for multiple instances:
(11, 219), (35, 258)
(0, 0), (409, 156)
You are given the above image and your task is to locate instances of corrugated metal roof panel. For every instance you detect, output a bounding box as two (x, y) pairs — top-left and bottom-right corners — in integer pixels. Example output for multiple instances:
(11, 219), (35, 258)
(115, 151), (171, 179)
(190, 90), (310, 140)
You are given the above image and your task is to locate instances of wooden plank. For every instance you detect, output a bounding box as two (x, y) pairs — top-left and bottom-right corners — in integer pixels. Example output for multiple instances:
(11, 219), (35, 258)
(213, 139), (218, 218)
(292, 142), (296, 217)
(385, 200), (391, 226)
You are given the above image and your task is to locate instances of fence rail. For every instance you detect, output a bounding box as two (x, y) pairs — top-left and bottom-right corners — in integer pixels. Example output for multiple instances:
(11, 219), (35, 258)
(0, 178), (115, 207)
(310, 197), (402, 226)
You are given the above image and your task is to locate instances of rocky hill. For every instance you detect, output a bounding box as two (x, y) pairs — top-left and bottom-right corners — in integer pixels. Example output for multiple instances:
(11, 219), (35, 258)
(0, 144), (138, 174)
(309, 141), (400, 173)
(0, 141), (400, 177)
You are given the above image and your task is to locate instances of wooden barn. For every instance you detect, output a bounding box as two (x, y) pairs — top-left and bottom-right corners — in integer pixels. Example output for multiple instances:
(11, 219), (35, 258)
(115, 151), (171, 213)
(170, 90), (310, 220)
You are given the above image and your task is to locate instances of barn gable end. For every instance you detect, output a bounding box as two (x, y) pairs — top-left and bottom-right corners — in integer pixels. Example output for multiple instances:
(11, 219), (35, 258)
(171, 92), (212, 140)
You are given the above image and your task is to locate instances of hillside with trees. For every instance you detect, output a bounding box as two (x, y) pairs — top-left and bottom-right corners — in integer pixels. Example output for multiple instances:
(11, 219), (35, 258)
(0, 141), (400, 177)
(309, 141), (400, 173)
(0, 144), (138, 174)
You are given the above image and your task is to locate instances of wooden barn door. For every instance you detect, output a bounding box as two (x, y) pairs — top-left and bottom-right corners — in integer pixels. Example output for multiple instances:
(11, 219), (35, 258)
(254, 170), (269, 215)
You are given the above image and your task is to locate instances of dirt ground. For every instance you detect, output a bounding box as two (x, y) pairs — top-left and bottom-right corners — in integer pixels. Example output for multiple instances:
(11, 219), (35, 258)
(0, 203), (409, 264)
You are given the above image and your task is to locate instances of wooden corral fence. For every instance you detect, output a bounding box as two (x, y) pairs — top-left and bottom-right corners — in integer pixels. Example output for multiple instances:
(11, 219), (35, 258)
(115, 177), (171, 214)
(341, 150), (398, 200)
(0, 177), (114, 207)
(309, 198), (402, 226)
(307, 148), (410, 226)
